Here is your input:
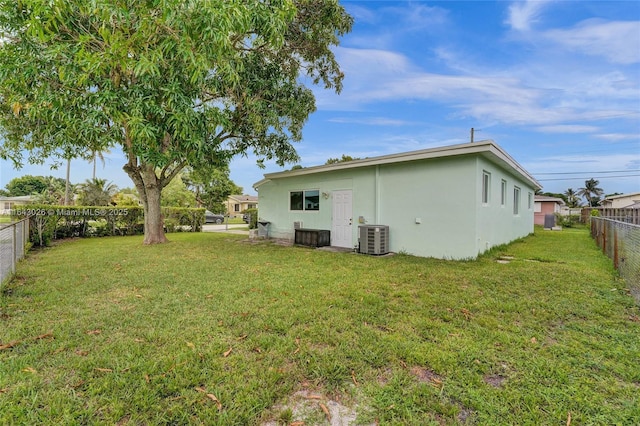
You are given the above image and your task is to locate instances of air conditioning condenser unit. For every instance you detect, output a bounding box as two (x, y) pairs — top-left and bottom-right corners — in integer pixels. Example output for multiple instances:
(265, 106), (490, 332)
(358, 225), (389, 255)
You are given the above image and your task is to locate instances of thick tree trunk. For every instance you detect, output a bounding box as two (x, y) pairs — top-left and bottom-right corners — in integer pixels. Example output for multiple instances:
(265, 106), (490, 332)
(141, 179), (168, 244)
(124, 163), (169, 244)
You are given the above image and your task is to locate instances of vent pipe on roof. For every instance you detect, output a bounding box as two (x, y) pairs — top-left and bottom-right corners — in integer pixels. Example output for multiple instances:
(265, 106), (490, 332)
(470, 127), (482, 143)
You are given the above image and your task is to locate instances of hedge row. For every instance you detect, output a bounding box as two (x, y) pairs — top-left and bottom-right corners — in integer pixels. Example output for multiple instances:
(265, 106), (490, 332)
(11, 205), (206, 246)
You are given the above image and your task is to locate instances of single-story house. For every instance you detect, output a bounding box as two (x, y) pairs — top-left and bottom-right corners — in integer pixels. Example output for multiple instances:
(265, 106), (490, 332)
(253, 140), (541, 259)
(600, 192), (640, 209)
(225, 194), (258, 218)
(0, 195), (33, 213)
(533, 195), (565, 226)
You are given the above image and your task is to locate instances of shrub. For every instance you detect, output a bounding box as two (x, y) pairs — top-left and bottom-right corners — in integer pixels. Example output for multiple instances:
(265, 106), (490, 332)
(554, 213), (579, 228)
(244, 208), (258, 229)
(11, 205), (206, 246)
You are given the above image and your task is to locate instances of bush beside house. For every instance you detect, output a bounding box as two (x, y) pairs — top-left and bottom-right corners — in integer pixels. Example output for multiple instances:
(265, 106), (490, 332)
(12, 205), (206, 246)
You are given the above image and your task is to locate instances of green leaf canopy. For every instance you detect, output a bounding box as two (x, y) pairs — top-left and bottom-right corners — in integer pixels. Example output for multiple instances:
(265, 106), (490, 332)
(0, 0), (352, 243)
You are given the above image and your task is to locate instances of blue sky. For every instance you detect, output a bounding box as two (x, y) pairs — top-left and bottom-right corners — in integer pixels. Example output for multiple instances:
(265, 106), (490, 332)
(1, 0), (639, 199)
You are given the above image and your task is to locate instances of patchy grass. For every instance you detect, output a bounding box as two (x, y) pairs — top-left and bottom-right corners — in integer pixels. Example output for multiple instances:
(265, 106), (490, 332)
(1, 228), (638, 425)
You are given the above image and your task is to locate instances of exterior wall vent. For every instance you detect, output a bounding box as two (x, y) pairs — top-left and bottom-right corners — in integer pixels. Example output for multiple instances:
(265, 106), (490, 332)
(358, 225), (390, 255)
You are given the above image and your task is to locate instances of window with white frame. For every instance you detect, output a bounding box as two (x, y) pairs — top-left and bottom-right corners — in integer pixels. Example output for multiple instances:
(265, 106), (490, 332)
(482, 171), (491, 204)
(528, 192), (533, 210)
(513, 186), (521, 215)
(290, 190), (320, 211)
(501, 180), (507, 206)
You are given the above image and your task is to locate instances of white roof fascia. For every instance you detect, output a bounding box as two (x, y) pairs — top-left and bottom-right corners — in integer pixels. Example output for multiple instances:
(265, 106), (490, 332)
(253, 179), (270, 191)
(255, 140), (541, 190)
(603, 192), (640, 201)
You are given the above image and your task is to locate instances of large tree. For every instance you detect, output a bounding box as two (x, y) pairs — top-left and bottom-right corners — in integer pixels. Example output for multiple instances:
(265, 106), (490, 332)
(2, 175), (59, 196)
(0, 0), (352, 243)
(161, 174), (196, 208)
(183, 166), (242, 213)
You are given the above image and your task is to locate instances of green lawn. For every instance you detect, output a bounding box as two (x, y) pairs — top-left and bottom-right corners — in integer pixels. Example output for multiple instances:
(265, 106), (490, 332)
(1, 229), (638, 425)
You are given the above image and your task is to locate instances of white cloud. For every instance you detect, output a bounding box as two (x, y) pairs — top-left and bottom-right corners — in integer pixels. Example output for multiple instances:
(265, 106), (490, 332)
(536, 125), (600, 134)
(343, 4), (378, 25)
(339, 48), (415, 77)
(505, 0), (552, 31)
(383, 3), (449, 31)
(545, 19), (640, 64)
(594, 133), (640, 141)
(327, 117), (417, 126)
(327, 47), (539, 103)
(320, 43), (639, 130)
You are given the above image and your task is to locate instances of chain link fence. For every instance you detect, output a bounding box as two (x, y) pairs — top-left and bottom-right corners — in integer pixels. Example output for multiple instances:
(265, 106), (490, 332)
(591, 217), (640, 299)
(1, 218), (30, 286)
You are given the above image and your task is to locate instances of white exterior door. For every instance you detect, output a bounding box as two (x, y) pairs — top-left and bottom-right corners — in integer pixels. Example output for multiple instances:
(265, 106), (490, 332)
(332, 190), (353, 248)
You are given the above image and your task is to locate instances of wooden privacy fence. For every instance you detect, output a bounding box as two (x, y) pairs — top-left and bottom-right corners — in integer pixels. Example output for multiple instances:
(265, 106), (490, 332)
(585, 207), (640, 225)
(591, 217), (640, 292)
(0, 218), (30, 286)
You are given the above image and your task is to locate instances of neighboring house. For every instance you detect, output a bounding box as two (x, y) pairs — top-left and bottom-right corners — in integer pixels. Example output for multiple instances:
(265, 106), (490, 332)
(0, 195), (33, 213)
(626, 201), (640, 209)
(600, 192), (640, 209)
(598, 192), (640, 225)
(534, 196), (565, 226)
(253, 140), (541, 260)
(225, 194), (258, 218)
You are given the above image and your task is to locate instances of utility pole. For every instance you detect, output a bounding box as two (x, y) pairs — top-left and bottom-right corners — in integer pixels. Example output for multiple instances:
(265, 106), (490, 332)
(470, 127), (474, 143)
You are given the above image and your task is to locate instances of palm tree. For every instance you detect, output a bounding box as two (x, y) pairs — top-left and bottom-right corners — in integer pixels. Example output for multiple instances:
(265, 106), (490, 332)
(577, 179), (604, 207)
(64, 153), (73, 205)
(77, 178), (118, 206)
(89, 149), (110, 180)
(564, 188), (580, 208)
(33, 177), (67, 204)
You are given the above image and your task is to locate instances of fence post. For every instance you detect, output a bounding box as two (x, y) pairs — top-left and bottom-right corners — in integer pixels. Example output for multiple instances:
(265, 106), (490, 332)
(613, 225), (619, 269)
(591, 217), (640, 298)
(12, 220), (17, 277)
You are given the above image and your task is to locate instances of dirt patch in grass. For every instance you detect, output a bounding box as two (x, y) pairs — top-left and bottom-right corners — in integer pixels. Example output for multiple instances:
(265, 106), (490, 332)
(483, 374), (507, 388)
(410, 366), (444, 387)
(375, 368), (394, 386)
(457, 407), (474, 423)
(262, 388), (370, 426)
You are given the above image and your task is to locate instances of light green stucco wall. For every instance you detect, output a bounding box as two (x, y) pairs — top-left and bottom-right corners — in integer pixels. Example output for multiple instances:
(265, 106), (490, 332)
(256, 170), (365, 243)
(474, 157), (535, 255)
(256, 154), (535, 259)
(375, 156), (479, 258)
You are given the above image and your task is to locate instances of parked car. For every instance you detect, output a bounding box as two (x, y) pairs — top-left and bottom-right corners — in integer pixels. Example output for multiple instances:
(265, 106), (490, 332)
(242, 213), (250, 223)
(205, 211), (224, 224)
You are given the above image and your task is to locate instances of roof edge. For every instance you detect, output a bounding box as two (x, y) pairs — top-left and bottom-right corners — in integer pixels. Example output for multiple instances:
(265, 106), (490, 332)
(253, 140), (542, 190)
(603, 191), (640, 201)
